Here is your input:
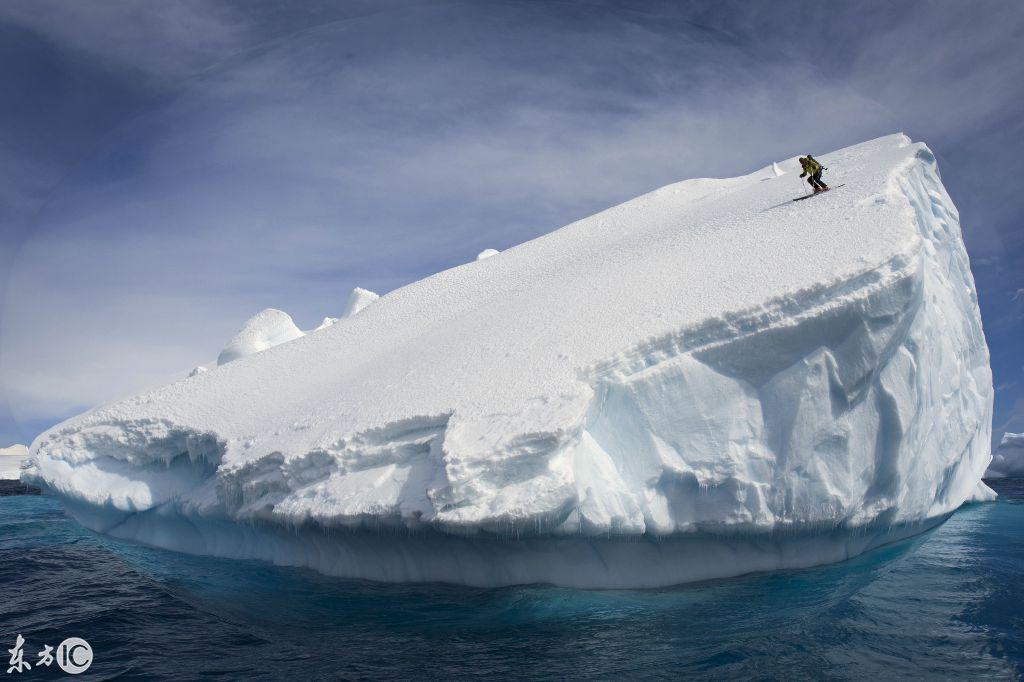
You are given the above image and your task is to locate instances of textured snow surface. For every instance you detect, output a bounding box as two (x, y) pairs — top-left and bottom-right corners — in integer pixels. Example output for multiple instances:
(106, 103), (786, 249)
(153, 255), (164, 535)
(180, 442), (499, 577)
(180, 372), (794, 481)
(1, 444), (29, 479)
(26, 135), (994, 587)
(987, 433), (1024, 478)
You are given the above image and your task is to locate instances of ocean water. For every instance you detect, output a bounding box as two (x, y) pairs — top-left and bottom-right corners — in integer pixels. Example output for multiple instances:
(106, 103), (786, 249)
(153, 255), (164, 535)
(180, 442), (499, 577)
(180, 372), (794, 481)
(2, 482), (1023, 680)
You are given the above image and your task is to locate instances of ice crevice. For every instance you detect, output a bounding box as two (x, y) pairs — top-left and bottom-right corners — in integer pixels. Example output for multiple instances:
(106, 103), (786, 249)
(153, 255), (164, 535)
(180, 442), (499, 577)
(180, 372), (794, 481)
(24, 135), (994, 588)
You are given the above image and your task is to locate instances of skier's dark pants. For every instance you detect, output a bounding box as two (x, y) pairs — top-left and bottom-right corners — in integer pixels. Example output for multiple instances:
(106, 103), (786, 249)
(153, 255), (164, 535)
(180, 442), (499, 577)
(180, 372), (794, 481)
(807, 171), (827, 191)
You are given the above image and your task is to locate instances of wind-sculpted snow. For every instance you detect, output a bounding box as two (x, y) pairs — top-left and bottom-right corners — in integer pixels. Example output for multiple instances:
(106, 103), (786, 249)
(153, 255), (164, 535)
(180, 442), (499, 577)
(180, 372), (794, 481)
(217, 308), (304, 365)
(25, 135), (994, 587)
(216, 291), (379, 367)
(341, 287), (380, 318)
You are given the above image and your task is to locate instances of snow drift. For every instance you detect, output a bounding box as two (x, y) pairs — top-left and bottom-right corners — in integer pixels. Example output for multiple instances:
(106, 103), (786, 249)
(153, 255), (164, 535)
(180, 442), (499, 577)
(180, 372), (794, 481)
(341, 287), (379, 318)
(987, 433), (1024, 478)
(217, 308), (304, 365)
(25, 135), (993, 588)
(216, 288), (380, 366)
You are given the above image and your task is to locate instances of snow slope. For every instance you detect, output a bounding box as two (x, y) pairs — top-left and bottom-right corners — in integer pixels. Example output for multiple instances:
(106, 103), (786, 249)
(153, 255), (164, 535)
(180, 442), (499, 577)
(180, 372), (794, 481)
(25, 134), (993, 587)
(1, 444), (29, 479)
(987, 433), (1024, 478)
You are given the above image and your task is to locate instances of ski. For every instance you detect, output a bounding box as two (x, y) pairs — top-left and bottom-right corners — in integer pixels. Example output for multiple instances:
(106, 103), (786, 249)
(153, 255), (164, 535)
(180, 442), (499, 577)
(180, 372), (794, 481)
(793, 184), (845, 201)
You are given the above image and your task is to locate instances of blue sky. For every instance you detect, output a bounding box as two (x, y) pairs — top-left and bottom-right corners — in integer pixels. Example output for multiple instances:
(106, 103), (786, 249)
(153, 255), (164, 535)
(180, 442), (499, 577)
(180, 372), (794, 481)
(1, 0), (1022, 447)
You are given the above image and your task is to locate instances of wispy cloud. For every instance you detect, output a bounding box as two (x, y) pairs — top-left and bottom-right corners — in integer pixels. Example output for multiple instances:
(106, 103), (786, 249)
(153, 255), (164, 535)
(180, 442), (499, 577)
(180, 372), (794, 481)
(0, 0), (247, 79)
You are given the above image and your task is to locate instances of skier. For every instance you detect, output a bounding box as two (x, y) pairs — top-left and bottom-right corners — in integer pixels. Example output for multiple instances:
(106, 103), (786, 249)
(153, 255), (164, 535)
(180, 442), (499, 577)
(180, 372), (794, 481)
(799, 155), (829, 193)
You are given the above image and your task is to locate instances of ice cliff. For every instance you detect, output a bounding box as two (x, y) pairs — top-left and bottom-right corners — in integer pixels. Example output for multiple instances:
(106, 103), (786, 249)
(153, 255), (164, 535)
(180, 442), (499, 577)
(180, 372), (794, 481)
(24, 135), (993, 588)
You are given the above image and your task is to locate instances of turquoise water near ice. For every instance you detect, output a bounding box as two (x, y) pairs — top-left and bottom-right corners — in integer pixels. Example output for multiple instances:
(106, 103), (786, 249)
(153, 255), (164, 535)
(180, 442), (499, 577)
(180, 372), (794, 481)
(2, 481), (1023, 679)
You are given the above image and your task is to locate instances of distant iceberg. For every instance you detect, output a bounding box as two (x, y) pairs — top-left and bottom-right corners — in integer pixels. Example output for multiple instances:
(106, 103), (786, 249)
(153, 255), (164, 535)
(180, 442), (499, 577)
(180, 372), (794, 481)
(987, 433), (1024, 478)
(1, 444), (30, 480)
(25, 135), (993, 588)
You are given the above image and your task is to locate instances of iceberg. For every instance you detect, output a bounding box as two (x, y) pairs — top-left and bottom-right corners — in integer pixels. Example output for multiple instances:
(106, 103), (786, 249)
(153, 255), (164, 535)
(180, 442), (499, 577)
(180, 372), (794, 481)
(24, 135), (993, 588)
(1, 444), (29, 480)
(986, 433), (1024, 478)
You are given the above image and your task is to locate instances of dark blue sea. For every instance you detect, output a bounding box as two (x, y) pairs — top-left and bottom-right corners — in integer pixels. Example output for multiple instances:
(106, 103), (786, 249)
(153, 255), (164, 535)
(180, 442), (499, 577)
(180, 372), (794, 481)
(2, 481), (1023, 680)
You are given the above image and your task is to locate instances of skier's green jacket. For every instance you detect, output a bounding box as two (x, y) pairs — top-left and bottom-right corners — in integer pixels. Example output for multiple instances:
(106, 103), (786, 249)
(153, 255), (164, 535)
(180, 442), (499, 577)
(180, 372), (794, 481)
(799, 156), (822, 176)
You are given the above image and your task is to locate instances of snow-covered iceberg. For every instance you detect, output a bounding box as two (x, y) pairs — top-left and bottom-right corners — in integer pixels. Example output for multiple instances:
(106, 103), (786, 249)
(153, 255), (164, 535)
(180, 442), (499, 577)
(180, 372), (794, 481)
(25, 135), (993, 588)
(986, 433), (1024, 478)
